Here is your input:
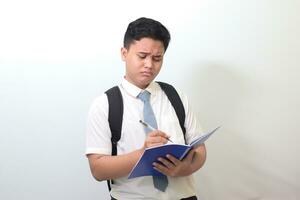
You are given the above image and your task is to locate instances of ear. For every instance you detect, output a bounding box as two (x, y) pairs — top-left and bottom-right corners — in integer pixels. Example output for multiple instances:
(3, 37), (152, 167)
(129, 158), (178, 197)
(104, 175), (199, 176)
(121, 47), (127, 61)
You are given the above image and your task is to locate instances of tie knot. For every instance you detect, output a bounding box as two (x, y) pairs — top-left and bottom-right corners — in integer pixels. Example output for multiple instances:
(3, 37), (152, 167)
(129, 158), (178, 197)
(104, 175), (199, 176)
(138, 90), (151, 102)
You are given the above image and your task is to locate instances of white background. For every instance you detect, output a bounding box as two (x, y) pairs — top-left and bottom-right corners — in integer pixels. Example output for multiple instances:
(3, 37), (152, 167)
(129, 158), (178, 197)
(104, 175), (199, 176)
(1, 0), (299, 199)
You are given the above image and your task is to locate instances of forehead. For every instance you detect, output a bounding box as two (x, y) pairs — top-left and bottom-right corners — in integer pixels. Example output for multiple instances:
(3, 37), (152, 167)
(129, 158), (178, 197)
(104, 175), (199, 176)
(129, 38), (165, 54)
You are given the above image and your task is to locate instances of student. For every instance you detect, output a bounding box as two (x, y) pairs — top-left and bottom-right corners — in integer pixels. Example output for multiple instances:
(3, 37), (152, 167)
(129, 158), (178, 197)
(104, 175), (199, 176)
(85, 17), (206, 200)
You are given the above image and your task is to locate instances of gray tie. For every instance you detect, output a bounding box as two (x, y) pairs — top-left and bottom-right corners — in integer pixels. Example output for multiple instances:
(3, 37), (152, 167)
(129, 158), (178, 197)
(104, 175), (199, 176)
(138, 90), (168, 192)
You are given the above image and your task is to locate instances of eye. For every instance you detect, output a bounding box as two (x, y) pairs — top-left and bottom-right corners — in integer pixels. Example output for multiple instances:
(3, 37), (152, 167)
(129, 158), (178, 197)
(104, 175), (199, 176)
(153, 57), (162, 62)
(137, 54), (146, 59)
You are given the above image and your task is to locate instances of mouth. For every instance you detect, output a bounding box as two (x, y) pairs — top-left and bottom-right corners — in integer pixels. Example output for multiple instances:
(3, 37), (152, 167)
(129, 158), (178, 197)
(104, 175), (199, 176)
(141, 71), (153, 77)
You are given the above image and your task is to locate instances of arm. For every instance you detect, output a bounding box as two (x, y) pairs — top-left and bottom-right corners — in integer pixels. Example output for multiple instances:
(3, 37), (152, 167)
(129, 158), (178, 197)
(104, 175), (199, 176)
(153, 144), (206, 177)
(87, 149), (143, 181)
(87, 130), (170, 181)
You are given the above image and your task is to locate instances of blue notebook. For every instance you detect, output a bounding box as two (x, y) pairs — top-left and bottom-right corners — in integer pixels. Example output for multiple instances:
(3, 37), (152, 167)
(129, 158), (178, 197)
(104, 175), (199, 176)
(128, 126), (220, 179)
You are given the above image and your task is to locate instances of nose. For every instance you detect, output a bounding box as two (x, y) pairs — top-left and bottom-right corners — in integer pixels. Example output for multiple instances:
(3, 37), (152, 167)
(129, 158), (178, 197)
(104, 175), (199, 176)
(144, 57), (153, 69)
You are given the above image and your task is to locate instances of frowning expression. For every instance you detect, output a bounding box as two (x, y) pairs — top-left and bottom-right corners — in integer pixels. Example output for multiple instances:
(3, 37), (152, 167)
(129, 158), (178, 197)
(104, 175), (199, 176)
(121, 37), (165, 89)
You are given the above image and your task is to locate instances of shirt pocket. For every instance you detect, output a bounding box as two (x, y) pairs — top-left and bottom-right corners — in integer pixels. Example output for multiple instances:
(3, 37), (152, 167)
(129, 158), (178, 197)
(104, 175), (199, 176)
(158, 119), (186, 145)
(118, 119), (146, 154)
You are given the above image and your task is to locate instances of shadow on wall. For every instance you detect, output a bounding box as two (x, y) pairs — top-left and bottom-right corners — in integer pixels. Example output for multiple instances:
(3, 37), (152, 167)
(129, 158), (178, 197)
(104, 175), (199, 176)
(184, 63), (262, 199)
(182, 63), (247, 127)
(185, 63), (299, 199)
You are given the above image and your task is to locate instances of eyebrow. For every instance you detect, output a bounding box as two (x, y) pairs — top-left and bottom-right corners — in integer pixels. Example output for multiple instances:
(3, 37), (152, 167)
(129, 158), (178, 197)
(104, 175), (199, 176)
(137, 52), (163, 57)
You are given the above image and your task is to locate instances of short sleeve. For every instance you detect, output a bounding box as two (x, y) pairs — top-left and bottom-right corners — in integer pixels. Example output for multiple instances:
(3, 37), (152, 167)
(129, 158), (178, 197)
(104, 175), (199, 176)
(85, 94), (112, 155)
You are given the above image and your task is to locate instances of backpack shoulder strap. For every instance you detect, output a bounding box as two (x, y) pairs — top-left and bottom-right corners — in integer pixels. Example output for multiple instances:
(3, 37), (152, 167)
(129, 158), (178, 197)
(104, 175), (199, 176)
(105, 85), (123, 191)
(105, 86), (123, 155)
(156, 81), (186, 137)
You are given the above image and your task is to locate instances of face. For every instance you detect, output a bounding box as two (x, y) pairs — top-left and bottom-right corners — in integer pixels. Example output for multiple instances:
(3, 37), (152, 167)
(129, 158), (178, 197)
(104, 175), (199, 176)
(121, 38), (165, 89)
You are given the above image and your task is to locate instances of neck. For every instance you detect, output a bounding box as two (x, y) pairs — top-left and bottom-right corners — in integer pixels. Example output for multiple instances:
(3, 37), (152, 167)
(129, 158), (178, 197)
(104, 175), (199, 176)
(124, 76), (150, 90)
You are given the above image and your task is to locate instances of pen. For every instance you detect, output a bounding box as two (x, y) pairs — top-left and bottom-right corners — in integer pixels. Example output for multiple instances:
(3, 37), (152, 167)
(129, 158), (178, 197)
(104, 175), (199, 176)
(139, 120), (173, 143)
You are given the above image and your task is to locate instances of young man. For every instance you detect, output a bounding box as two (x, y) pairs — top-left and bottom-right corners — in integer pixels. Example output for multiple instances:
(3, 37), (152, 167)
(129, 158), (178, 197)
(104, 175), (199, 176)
(86, 17), (206, 200)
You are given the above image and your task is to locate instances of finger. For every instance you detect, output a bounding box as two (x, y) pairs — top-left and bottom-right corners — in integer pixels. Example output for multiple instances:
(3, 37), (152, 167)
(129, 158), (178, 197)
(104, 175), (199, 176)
(153, 162), (169, 175)
(156, 130), (169, 138)
(158, 136), (168, 144)
(148, 130), (159, 137)
(149, 130), (170, 142)
(166, 154), (181, 166)
(157, 157), (175, 169)
(185, 148), (196, 162)
(149, 135), (168, 144)
(155, 132), (171, 143)
(144, 137), (164, 148)
(148, 142), (164, 148)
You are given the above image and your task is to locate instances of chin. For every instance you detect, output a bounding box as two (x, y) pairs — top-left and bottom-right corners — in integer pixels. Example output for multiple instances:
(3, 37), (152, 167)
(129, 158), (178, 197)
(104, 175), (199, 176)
(138, 76), (155, 87)
(138, 81), (152, 89)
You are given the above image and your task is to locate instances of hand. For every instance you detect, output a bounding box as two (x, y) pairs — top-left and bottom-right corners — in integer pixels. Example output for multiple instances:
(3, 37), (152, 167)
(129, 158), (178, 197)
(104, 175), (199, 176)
(152, 148), (196, 177)
(143, 130), (170, 148)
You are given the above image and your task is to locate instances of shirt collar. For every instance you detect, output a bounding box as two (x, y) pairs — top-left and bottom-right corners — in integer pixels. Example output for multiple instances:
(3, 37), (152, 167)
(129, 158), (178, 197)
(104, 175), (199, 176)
(120, 78), (159, 98)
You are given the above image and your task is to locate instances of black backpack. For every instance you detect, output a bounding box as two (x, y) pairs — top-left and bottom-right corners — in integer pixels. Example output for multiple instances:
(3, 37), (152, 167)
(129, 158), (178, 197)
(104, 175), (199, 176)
(105, 81), (186, 191)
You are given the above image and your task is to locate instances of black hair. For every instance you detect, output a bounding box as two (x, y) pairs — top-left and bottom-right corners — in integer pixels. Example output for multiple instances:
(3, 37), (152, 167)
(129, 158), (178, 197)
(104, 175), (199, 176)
(123, 17), (171, 51)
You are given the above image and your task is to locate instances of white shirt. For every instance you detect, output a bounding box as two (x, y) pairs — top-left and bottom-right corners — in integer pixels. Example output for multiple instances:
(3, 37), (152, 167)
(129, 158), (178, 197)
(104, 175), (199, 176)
(86, 78), (203, 200)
